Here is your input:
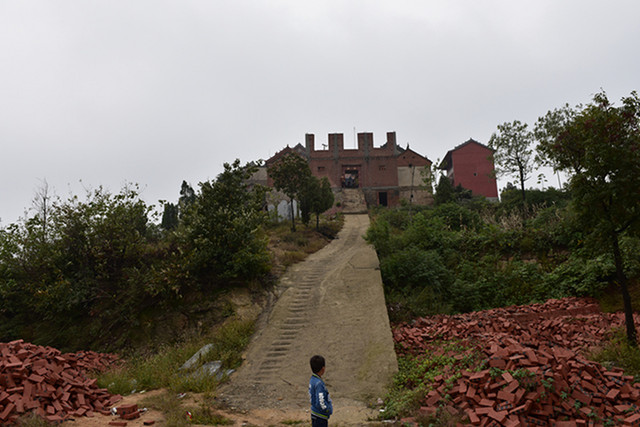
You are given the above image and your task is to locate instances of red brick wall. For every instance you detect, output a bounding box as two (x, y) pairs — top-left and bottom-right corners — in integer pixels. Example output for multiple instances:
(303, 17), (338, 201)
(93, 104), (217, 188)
(307, 132), (400, 189)
(451, 143), (498, 199)
(263, 132), (433, 208)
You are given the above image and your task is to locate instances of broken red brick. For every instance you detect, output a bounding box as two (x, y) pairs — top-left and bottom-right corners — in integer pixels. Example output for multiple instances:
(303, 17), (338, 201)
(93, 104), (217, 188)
(121, 410), (140, 420)
(625, 413), (640, 426)
(0, 340), (119, 423)
(392, 297), (640, 426)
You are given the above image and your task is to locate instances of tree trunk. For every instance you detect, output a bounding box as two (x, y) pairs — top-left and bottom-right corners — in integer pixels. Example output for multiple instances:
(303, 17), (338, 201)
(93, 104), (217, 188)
(290, 199), (296, 232)
(519, 166), (526, 211)
(612, 232), (637, 346)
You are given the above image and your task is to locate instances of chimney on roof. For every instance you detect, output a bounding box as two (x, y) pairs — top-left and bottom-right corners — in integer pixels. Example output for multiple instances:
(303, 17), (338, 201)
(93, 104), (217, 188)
(357, 132), (373, 154)
(328, 133), (344, 154)
(305, 133), (315, 153)
(387, 132), (397, 151)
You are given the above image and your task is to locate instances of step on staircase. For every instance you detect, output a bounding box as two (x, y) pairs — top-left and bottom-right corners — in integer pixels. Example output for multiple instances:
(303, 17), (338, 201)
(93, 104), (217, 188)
(338, 188), (368, 214)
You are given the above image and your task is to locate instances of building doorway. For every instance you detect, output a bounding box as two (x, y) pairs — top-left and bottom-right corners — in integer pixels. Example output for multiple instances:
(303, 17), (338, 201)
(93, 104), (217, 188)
(341, 167), (360, 188)
(378, 191), (388, 206)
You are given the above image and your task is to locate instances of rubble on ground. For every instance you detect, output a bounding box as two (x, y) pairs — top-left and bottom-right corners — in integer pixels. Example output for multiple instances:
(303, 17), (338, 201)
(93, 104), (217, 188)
(392, 297), (640, 426)
(0, 339), (120, 424)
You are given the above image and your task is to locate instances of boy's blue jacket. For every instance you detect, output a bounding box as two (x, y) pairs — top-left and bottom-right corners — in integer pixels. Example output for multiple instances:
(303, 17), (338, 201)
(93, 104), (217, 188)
(309, 373), (333, 419)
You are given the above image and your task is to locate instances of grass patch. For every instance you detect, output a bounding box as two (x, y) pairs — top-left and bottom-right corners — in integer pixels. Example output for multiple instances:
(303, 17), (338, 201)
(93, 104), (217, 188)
(382, 340), (483, 421)
(267, 215), (343, 274)
(590, 327), (640, 379)
(598, 280), (640, 314)
(14, 413), (50, 427)
(97, 318), (255, 395)
(280, 250), (308, 267)
(141, 391), (232, 426)
(207, 318), (255, 369)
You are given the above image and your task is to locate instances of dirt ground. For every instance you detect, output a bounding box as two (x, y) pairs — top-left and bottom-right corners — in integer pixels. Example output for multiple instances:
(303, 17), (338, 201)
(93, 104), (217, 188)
(62, 214), (398, 426)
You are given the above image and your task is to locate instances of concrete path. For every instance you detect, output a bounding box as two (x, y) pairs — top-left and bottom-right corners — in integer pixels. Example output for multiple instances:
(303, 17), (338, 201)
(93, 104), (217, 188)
(219, 214), (397, 425)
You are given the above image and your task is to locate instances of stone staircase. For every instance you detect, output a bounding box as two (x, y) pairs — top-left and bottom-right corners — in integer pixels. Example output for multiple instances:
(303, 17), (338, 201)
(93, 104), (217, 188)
(338, 188), (368, 214)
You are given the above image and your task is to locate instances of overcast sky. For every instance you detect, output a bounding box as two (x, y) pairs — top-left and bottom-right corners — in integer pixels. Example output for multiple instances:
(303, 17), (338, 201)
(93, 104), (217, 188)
(1, 1), (639, 225)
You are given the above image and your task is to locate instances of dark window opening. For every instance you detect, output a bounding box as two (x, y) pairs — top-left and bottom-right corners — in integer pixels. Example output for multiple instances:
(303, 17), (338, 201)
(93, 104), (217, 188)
(341, 168), (359, 188)
(378, 191), (388, 206)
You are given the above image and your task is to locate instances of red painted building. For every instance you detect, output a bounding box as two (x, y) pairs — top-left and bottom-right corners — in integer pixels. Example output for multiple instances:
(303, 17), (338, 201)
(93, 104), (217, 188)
(265, 132), (433, 207)
(439, 139), (498, 200)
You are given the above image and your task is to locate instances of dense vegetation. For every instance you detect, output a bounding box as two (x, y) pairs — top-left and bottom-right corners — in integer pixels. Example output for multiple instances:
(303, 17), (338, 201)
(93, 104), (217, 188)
(368, 190), (601, 321)
(369, 182), (639, 324)
(0, 160), (339, 353)
(372, 188), (640, 423)
(374, 91), (640, 423)
(368, 91), (640, 327)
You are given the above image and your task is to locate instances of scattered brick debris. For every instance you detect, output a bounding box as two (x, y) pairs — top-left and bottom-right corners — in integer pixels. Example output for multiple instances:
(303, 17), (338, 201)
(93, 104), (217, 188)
(117, 403), (140, 420)
(0, 339), (120, 425)
(392, 297), (640, 426)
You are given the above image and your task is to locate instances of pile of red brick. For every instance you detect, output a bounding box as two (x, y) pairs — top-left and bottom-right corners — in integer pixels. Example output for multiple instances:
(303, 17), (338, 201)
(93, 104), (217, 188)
(0, 339), (121, 424)
(392, 297), (640, 426)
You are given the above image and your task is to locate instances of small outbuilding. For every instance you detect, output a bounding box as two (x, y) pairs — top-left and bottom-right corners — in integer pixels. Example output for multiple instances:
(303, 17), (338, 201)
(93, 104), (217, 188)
(438, 138), (499, 201)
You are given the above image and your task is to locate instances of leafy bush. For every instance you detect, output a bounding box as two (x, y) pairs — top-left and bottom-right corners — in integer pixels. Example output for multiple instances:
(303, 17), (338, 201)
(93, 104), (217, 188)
(381, 246), (453, 317)
(367, 189), (639, 318)
(427, 202), (483, 231)
(0, 186), (168, 350)
(381, 247), (451, 294)
(540, 253), (613, 297)
(182, 160), (270, 285)
(382, 340), (483, 419)
(0, 160), (273, 351)
(499, 184), (571, 215)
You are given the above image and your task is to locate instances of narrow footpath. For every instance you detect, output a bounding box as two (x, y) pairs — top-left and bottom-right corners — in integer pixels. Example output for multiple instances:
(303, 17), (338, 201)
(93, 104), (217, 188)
(218, 214), (398, 426)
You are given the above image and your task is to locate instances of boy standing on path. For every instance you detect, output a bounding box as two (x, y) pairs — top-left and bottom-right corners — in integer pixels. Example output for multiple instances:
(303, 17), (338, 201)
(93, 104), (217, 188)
(309, 355), (333, 426)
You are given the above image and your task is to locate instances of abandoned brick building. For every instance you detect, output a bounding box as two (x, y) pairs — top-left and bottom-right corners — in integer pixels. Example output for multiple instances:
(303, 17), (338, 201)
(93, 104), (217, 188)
(264, 131), (433, 208)
(438, 138), (499, 201)
(256, 132), (498, 213)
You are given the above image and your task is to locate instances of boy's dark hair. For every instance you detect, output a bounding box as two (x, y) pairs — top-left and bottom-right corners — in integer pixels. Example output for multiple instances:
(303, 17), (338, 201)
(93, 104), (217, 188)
(310, 355), (325, 374)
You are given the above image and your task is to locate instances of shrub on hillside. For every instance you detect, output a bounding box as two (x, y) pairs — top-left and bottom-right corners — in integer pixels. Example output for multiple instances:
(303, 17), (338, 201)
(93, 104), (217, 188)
(0, 160), (273, 351)
(368, 194), (640, 319)
(380, 246), (452, 311)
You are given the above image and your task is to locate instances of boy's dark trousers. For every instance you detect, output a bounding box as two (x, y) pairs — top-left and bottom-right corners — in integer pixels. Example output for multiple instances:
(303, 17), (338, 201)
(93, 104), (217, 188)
(311, 415), (328, 427)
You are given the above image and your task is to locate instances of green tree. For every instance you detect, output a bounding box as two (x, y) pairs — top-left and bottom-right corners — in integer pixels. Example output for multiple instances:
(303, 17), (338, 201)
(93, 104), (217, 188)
(315, 177), (335, 230)
(179, 180), (196, 218)
(160, 202), (179, 230)
(298, 176), (317, 227)
(434, 175), (454, 205)
(267, 152), (312, 232)
(300, 176), (335, 230)
(0, 185), (162, 349)
(536, 90), (640, 345)
(434, 175), (473, 205)
(489, 120), (535, 208)
(184, 160), (270, 284)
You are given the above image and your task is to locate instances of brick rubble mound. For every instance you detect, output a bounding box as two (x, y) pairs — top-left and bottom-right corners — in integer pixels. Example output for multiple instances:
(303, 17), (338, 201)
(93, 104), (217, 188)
(392, 297), (640, 426)
(0, 339), (121, 424)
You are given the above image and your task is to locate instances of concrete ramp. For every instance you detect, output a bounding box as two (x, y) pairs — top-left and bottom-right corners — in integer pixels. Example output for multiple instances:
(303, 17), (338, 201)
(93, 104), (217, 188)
(220, 214), (397, 425)
(338, 188), (368, 214)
